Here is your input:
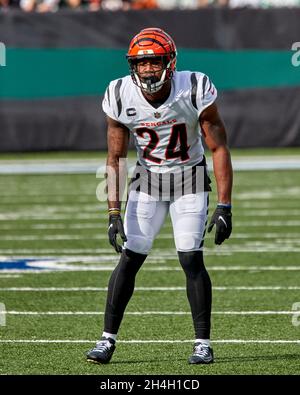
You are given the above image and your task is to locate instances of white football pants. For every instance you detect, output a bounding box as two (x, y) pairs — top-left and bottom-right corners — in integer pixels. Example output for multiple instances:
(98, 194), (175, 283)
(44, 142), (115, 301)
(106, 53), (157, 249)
(123, 190), (209, 254)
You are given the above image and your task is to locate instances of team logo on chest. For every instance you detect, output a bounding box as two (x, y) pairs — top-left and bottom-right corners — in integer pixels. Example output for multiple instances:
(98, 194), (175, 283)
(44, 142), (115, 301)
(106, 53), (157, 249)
(154, 112), (161, 119)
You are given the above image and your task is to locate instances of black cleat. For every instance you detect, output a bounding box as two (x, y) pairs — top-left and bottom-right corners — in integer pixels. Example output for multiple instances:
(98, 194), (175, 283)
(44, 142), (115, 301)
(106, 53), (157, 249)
(86, 337), (116, 364)
(188, 343), (214, 364)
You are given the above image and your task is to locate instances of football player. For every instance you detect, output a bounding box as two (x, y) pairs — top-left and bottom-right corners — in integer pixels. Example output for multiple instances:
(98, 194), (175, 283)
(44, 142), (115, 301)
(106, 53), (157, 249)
(87, 28), (233, 365)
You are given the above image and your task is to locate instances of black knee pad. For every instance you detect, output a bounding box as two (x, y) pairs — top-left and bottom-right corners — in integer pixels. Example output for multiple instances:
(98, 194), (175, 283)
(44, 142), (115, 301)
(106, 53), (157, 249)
(117, 248), (147, 276)
(178, 250), (206, 278)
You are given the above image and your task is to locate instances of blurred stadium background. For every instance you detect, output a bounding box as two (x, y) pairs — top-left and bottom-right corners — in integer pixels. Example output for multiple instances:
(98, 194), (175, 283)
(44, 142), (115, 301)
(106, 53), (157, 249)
(0, 3), (300, 376)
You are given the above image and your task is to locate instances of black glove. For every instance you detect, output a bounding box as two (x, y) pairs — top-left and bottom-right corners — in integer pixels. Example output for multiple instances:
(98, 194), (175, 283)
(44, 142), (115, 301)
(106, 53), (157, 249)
(108, 214), (127, 253)
(208, 206), (232, 245)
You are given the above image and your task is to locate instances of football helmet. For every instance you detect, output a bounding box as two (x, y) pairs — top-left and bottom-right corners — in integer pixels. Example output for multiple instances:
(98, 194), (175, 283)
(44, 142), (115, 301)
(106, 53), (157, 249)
(126, 27), (177, 94)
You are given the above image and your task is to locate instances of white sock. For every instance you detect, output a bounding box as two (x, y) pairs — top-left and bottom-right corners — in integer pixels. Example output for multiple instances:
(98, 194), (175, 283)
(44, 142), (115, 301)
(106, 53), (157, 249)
(195, 339), (211, 347)
(102, 332), (117, 342)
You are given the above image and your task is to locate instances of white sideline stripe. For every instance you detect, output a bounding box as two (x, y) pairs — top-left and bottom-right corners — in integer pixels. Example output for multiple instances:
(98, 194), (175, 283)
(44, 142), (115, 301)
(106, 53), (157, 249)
(1, 248), (300, 254)
(1, 253), (299, 263)
(5, 310), (298, 315)
(1, 232), (300, 239)
(0, 339), (299, 344)
(1, 286), (300, 292)
(1, 156), (300, 173)
(1, 266), (300, 273)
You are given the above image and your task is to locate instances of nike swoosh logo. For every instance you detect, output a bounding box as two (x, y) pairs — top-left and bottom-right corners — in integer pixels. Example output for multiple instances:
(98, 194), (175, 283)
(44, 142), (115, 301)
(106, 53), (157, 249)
(218, 216), (227, 227)
(108, 224), (113, 230)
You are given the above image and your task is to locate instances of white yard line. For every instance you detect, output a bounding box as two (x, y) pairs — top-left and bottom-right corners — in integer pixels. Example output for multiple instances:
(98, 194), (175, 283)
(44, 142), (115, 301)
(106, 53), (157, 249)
(0, 214), (106, 220)
(1, 221), (300, 229)
(1, 212), (300, 221)
(0, 235), (121, 241)
(0, 286), (299, 291)
(0, 339), (299, 344)
(5, 310), (298, 315)
(0, 210), (300, 220)
(0, 204), (104, 211)
(0, 202), (299, 209)
(239, 203), (300, 209)
(1, 233), (300, 241)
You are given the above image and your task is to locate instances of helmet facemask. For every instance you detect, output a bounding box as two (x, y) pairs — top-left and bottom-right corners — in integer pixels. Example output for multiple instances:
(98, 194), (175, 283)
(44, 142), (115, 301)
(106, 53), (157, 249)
(127, 54), (176, 94)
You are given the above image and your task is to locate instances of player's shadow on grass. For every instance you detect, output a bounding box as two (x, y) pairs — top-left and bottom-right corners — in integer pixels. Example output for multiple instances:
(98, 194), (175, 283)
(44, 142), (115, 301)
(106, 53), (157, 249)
(85, 354), (299, 365)
(110, 357), (188, 365)
(216, 353), (299, 364)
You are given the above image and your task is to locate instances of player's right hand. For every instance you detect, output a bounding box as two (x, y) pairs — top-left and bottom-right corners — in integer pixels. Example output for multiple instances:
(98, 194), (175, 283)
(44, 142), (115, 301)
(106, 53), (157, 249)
(108, 214), (127, 253)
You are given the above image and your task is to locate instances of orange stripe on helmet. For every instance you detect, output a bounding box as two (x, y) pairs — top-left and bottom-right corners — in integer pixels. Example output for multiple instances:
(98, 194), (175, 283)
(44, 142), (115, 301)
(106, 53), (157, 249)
(127, 28), (177, 59)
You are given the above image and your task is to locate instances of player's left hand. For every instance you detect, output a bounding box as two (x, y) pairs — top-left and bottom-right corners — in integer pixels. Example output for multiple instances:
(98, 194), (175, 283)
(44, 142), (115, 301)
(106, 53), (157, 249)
(208, 206), (232, 245)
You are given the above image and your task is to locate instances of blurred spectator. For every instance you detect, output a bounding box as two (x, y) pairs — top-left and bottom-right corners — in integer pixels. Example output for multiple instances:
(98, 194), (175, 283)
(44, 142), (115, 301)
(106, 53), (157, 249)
(0, 0), (9, 7)
(130, 0), (157, 8)
(229, 0), (263, 6)
(214, 0), (229, 6)
(157, 0), (198, 8)
(198, 0), (211, 6)
(0, 0), (20, 9)
(157, 0), (219, 8)
(100, 0), (123, 9)
(2, 0), (299, 13)
(229, 0), (300, 6)
(89, 0), (133, 11)
(66, 0), (81, 9)
(89, 0), (101, 11)
(20, 0), (36, 11)
(20, 0), (59, 11)
(260, 0), (300, 6)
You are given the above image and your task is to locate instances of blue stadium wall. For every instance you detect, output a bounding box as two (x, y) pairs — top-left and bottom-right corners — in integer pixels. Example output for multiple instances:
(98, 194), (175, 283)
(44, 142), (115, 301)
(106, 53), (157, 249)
(0, 8), (300, 151)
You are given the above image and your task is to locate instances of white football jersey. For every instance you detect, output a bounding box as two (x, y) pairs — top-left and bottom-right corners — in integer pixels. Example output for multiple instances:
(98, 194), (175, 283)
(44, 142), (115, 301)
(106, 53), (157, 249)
(102, 71), (217, 173)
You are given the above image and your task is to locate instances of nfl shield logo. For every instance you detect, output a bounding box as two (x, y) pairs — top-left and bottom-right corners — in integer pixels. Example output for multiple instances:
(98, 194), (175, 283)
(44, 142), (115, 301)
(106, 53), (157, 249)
(154, 112), (161, 118)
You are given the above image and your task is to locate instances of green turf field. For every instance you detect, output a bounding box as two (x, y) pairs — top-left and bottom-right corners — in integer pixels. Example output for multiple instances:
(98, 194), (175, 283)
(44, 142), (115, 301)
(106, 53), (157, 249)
(0, 150), (299, 375)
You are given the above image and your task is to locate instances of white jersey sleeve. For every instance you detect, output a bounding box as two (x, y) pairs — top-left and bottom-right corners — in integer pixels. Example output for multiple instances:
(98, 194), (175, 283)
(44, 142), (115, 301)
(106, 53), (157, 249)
(193, 73), (218, 117)
(102, 80), (120, 122)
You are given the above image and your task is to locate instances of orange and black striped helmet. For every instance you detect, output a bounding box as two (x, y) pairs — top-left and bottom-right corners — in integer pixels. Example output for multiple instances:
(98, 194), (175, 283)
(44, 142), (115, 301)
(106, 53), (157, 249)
(126, 28), (177, 93)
